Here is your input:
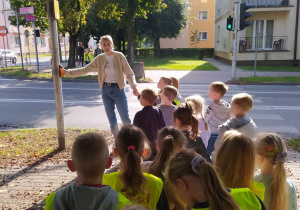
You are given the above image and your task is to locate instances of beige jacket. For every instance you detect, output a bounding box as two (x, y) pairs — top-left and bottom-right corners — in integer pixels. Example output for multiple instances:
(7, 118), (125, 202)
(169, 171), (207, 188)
(65, 51), (137, 90)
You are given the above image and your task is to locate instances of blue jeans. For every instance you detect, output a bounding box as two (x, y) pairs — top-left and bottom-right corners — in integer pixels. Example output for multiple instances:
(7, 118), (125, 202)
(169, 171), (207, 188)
(102, 84), (131, 136)
(207, 133), (218, 156)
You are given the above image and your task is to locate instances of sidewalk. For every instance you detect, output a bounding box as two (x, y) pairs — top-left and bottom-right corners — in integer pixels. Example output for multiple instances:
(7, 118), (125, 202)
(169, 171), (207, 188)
(1, 149), (299, 209)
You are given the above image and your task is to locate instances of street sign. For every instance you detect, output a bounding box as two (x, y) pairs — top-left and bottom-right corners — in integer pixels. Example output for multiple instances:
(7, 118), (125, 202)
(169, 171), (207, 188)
(24, 30), (30, 37)
(0, 26), (8, 37)
(26, 14), (36, 22)
(19, 7), (34, 14)
(2, 10), (16, 16)
(54, 0), (60, 20)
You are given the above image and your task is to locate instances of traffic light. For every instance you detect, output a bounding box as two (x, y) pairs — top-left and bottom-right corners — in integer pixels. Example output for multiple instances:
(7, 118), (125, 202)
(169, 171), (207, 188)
(240, 3), (254, 31)
(227, 16), (233, 31)
(35, 30), (40, 37)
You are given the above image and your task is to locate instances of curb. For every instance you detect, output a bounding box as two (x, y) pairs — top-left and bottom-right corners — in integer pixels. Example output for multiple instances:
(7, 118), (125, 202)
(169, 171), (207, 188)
(226, 79), (300, 86)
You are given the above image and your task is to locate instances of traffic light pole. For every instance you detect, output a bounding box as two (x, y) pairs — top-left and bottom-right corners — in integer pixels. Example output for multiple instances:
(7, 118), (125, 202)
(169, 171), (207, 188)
(232, 0), (239, 80)
(47, 0), (65, 150)
(33, 22), (40, 72)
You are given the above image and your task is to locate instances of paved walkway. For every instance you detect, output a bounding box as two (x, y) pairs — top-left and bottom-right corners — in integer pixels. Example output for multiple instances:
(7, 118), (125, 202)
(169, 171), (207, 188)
(0, 149), (299, 209)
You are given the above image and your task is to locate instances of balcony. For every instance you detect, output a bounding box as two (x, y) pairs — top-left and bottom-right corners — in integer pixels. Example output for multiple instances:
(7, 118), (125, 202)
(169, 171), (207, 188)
(239, 36), (288, 52)
(244, 0), (290, 7)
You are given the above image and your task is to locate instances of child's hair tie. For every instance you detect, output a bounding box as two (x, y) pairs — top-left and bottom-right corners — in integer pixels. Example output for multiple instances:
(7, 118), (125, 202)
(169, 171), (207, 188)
(275, 152), (287, 164)
(191, 156), (206, 175)
(128, 146), (135, 151)
(267, 144), (275, 151)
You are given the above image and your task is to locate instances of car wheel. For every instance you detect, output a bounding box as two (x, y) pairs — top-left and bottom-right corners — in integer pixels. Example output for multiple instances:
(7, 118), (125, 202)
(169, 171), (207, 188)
(12, 57), (17, 64)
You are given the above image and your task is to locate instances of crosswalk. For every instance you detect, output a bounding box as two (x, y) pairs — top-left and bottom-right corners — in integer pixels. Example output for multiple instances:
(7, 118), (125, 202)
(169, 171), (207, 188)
(130, 83), (300, 135)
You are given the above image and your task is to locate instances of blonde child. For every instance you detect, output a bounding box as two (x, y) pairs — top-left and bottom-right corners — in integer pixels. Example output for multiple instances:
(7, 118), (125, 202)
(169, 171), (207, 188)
(215, 130), (265, 201)
(205, 81), (231, 155)
(170, 77), (182, 105)
(61, 35), (139, 137)
(173, 102), (211, 162)
(211, 92), (257, 162)
(156, 76), (173, 105)
(159, 86), (178, 126)
(103, 124), (169, 210)
(44, 132), (131, 210)
(185, 94), (211, 148)
(255, 133), (297, 210)
(133, 88), (166, 160)
(165, 149), (266, 210)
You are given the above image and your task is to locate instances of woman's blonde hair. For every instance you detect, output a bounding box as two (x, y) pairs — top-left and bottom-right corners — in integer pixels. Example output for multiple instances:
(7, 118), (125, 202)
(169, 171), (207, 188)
(100, 35), (114, 45)
(165, 149), (240, 210)
(170, 77), (179, 89)
(185, 94), (208, 131)
(255, 133), (288, 210)
(215, 130), (255, 189)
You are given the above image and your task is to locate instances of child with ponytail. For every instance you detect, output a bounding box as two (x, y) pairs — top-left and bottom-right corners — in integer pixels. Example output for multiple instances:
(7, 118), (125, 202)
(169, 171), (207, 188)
(173, 102), (211, 162)
(185, 94), (211, 148)
(215, 130), (265, 201)
(165, 149), (266, 210)
(255, 133), (297, 210)
(103, 124), (169, 210)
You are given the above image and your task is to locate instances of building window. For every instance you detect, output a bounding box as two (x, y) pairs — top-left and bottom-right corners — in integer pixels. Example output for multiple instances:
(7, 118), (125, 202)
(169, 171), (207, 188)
(198, 32), (208, 40)
(14, 37), (20, 46)
(198, 11), (208, 20)
(40, 37), (46, 47)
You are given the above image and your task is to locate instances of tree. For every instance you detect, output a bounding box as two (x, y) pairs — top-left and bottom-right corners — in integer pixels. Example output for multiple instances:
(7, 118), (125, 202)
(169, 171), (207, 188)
(190, 30), (200, 48)
(136, 0), (188, 58)
(95, 0), (162, 66)
(58, 0), (94, 68)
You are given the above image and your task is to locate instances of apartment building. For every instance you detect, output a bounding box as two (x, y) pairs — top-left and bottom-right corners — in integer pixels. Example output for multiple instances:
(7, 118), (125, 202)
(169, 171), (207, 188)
(214, 0), (300, 65)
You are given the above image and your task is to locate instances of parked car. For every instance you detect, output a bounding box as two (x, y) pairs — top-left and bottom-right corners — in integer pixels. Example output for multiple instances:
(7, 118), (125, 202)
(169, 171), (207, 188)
(0, 49), (17, 64)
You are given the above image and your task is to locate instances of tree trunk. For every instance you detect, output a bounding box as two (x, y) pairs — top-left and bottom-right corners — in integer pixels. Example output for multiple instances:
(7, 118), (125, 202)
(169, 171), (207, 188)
(154, 36), (161, 59)
(58, 35), (62, 62)
(122, 39), (125, 54)
(127, 24), (135, 67)
(67, 34), (78, 68)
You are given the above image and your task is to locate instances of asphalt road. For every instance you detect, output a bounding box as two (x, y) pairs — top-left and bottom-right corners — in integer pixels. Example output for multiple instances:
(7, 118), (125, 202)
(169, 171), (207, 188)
(0, 78), (299, 137)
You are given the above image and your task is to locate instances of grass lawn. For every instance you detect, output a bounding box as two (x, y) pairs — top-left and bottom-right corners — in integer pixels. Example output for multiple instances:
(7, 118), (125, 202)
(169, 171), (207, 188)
(239, 66), (300, 72)
(0, 128), (113, 168)
(0, 67), (98, 80)
(286, 138), (300, 152)
(239, 76), (300, 83)
(136, 56), (218, 71)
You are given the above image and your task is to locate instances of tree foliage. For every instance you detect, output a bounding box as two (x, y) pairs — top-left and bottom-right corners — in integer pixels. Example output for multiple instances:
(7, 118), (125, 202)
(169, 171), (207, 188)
(136, 0), (188, 58)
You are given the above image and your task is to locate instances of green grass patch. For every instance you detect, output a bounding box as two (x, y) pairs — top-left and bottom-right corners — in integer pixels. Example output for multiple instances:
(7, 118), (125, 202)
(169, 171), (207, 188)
(286, 139), (300, 152)
(239, 76), (300, 83)
(0, 128), (113, 167)
(0, 68), (98, 80)
(239, 66), (300, 72)
(136, 56), (218, 71)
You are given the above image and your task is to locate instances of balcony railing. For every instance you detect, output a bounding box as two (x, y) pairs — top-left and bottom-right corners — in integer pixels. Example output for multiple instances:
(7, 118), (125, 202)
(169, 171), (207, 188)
(244, 0), (290, 7)
(239, 36), (288, 52)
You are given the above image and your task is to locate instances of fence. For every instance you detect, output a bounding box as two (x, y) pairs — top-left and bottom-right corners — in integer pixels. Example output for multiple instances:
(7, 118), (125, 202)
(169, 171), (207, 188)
(244, 0), (290, 7)
(239, 36), (288, 52)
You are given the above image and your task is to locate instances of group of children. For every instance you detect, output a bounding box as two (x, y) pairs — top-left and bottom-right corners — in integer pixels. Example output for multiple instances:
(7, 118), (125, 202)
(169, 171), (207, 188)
(45, 79), (298, 210)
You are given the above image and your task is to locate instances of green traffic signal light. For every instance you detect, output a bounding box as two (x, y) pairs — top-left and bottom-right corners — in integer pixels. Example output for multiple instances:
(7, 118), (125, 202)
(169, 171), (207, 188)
(227, 16), (233, 31)
(228, 24), (232, 30)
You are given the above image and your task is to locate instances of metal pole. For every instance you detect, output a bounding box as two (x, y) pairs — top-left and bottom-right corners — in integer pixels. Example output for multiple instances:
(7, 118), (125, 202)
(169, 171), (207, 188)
(16, 10), (24, 71)
(47, 0), (65, 149)
(231, 0), (239, 80)
(33, 22), (39, 72)
(254, 21), (260, 77)
(3, 36), (7, 69)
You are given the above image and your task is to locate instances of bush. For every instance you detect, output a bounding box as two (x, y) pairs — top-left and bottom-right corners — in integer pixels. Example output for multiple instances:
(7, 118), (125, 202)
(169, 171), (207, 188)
(135, 48), (154, 58)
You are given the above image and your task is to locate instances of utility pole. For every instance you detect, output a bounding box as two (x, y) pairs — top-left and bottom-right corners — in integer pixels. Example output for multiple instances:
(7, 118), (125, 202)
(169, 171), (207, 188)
(15, 9), (24, 71)
(46, 0), (65, 149)
(231, 0), (239, 80)
(33, 22), (39, 72)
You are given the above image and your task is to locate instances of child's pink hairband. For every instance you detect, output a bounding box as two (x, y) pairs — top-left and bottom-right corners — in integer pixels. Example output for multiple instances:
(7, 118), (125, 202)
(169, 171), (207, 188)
(128, 146), (135, 151)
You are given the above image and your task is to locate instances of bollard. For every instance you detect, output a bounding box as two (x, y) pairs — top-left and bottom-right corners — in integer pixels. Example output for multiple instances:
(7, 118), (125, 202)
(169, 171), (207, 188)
(10, 57), (12, 72)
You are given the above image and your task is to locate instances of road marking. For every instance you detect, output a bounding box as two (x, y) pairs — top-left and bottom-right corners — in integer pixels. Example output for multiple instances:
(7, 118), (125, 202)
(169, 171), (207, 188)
(258, 126), (299, 134)
(0, 86), (100, 91)
(251, 105), (272, 111)
(271, 106), (300, 111)
(0, 79), (17, 81)
(248, 113), (284, 120)
(0, 98), (103, 105)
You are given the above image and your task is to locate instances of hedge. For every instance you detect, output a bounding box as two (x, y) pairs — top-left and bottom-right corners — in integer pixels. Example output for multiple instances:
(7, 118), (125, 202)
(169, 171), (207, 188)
(135, 48), (214, 59)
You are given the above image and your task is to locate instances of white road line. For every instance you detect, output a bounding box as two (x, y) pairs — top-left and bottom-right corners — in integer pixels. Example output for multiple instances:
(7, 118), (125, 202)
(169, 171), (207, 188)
(271, 106), (300, 111)
(0, 79), (17, 81)
(0, 98), (103, 105)
(0, 86), (100, 91)
(248, 113), (284, 120)
(258, 126), (299, 134)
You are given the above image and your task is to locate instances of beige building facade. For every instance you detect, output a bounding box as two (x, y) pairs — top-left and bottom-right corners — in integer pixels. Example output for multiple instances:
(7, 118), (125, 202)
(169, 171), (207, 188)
(160, 0), (215, 49)
(214, 0), (300, 66)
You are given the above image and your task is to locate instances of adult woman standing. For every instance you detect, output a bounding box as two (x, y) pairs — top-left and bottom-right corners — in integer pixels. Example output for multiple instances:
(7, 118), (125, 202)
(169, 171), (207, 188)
(62, 35), (139, 136)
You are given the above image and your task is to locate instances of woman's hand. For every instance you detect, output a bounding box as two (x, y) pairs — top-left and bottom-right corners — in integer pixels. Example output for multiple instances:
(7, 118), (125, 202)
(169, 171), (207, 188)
(133, 87), (139, 96)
